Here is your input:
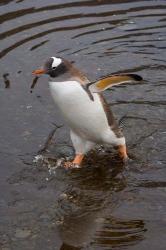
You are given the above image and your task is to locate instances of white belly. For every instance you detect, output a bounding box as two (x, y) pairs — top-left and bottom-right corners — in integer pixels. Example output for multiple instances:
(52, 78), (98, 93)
(49, 81), (116, 143)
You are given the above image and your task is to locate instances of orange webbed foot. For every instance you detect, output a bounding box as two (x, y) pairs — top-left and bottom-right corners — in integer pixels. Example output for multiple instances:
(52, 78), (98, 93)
(64, 154), (84, 169)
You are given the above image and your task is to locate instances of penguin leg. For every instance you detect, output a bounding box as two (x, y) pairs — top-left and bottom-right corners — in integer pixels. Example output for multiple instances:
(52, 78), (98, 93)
(64, 130), (95, 169)
(102, 131), (129, 162)
(117, 144), (128, 162)
(72, 154), (84, 165)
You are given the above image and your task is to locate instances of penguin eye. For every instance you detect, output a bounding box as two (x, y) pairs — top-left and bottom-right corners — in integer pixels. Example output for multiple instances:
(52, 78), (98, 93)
(52, 67), (56, 70)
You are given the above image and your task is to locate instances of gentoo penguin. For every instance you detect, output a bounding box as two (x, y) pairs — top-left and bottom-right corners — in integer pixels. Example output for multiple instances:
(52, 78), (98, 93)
(33, 57), (142, 168)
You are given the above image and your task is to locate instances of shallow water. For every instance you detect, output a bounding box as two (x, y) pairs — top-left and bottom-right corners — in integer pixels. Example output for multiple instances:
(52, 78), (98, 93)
(0, 0), (166, 249)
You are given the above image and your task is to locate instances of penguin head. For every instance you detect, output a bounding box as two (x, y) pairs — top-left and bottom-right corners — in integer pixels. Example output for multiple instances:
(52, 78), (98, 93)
(32, 56), (68, 78)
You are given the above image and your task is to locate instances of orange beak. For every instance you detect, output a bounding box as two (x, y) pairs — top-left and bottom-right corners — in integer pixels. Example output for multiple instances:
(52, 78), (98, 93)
(32, 68), (46, 75)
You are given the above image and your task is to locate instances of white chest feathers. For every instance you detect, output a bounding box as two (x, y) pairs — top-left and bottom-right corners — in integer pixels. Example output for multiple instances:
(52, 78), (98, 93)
(49, 80), (121, 144)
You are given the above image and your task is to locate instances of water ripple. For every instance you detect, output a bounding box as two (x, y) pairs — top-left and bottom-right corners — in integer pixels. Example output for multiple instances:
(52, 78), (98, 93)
(0, 0), (165, 63)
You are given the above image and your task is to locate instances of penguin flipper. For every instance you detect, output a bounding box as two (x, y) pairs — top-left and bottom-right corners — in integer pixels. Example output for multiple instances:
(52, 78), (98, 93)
(87, 74), (143, 93)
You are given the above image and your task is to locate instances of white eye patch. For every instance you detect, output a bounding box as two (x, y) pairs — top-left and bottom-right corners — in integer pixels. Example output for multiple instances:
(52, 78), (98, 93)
(51, 57), (62, 68)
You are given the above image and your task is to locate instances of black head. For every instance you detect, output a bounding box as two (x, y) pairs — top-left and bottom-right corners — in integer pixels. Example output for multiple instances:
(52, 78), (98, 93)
(43, 57), (68, 78)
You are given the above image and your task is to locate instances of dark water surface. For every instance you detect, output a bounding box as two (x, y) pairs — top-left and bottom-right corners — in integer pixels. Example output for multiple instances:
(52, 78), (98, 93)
(0, 0), (166, 249)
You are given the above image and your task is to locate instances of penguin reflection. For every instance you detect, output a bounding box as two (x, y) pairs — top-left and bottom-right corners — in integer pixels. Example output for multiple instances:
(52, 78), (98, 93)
(55, 151), (146, 249)
(56, 151), (124, 249)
